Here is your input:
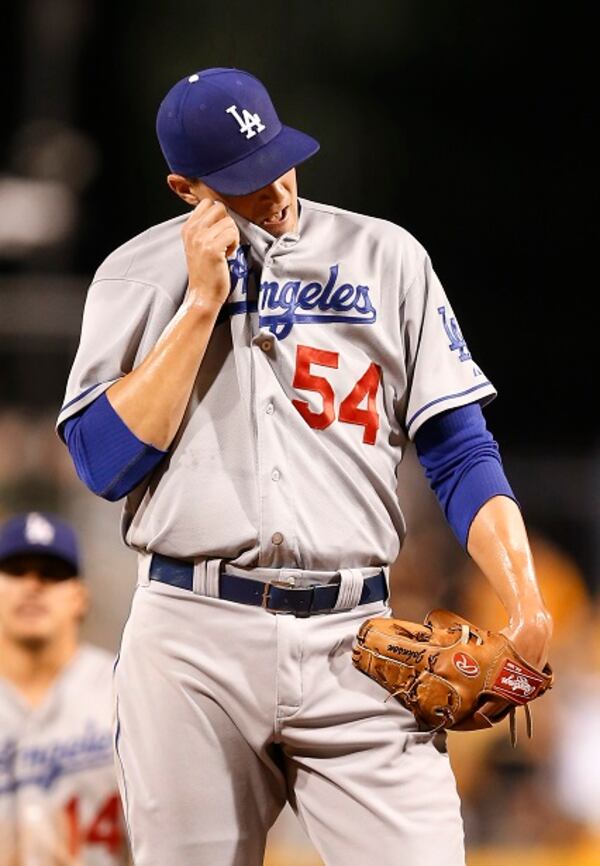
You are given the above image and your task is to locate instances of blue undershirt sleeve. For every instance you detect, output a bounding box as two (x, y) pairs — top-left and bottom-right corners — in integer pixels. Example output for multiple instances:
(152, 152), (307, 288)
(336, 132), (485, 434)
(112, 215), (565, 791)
(62, 392), (167, 502)
(414, 402), (517, 549)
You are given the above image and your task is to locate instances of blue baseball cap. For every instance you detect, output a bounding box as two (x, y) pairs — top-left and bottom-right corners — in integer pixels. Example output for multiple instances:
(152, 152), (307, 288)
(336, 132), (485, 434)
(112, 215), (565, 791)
(156, 67), (320, 196)
(0, 513), (81, 575)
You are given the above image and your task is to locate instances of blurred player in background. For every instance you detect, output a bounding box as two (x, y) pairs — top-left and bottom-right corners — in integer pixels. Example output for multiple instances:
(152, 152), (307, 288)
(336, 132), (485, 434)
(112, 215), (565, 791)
(0, 512), (128, 866)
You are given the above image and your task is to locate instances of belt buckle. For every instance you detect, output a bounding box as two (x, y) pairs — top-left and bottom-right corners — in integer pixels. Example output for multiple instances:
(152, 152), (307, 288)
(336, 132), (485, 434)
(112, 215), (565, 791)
(261, 579), (293, 613)
(261, 579), (310, 615)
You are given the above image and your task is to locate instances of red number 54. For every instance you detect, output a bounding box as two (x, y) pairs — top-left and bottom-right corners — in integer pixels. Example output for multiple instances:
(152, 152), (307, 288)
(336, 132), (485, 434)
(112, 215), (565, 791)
(291, 344), (381, 445)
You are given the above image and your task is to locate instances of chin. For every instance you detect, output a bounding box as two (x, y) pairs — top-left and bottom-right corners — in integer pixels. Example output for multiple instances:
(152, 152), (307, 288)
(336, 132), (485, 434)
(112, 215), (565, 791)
(266, 225), (288, 238)
(269, 217), (296, 237)
(13, 630), (52, 650)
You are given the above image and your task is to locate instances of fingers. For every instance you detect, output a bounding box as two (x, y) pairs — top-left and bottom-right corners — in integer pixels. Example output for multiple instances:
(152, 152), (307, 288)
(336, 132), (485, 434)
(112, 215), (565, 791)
(202, 218), (240, 256)
(183, 199), (229, 233)
(225, 236), (240, 258)
(180, 198), (240, 306)
(182, 205), (240, 261)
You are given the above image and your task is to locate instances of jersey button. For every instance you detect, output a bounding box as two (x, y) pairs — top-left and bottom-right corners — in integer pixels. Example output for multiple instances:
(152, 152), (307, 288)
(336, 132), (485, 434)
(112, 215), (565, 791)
(266, 403), (274, 415)
(271, 531), (284, 546)
(260, 339), (273, 352)
(271, 469), (280, 482)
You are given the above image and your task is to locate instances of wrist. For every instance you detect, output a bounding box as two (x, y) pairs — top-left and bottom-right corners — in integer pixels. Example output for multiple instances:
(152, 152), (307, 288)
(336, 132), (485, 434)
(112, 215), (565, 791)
(181, 295), (224, 320)
(508, 606), (553, 633)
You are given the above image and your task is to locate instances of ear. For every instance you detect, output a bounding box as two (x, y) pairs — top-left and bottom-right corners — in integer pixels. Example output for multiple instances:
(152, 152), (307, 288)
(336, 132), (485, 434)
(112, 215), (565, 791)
(167, 174), (200, 206)
(73, 581), (90, 622)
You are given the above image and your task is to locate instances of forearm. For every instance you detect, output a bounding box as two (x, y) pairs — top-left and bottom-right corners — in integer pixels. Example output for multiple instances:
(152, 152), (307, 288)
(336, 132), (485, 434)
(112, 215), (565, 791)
(108, 299), (221, 450)
(467, 495), (552, 664)
(467, 496), (543, 617)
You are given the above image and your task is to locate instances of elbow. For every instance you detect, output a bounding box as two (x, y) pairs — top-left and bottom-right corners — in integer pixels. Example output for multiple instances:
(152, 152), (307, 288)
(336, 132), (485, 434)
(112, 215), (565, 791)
(98, 484), (128, 503)
(84, 473), (135, 502)
(81, 461), (140, 501)
(67, 441), (132, 501)
(65, 403), (163, 501)
(73, 464), (126, 502)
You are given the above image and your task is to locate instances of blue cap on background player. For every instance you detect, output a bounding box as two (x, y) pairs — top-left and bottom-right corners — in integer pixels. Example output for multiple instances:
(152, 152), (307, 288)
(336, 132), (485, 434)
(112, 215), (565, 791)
(156, 67), (320, 196)
(0, 512), (81, 575)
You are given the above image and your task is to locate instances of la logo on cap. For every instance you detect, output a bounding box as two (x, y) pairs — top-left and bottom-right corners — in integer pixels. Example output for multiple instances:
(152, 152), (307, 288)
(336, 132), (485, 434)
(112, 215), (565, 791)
(226, 104), (266, 140)
(25, 513), (55, 546)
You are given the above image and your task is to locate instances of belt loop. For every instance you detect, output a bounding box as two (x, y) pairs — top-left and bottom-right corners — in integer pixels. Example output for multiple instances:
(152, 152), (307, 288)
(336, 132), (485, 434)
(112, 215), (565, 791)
(333, 569), (365, 611)
(381, 565), (391, 602)
(137, 553), (151, 587)
(192, 560), (207, 595)
(204, 559), (222, 598)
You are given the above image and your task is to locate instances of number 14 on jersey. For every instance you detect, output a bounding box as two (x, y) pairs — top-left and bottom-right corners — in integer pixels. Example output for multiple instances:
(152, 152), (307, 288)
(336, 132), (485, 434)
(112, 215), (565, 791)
(291, 344), (381, 445)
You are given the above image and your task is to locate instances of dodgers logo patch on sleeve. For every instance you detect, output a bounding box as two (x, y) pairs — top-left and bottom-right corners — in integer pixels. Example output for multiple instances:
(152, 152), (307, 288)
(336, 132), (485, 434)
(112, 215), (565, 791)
(437, 305), (471, 362)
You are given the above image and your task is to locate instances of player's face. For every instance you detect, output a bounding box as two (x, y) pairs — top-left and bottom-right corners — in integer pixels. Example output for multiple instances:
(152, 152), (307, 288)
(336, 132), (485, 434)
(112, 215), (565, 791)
(189, 169), (299, 237)
(0, 556), (88, 648)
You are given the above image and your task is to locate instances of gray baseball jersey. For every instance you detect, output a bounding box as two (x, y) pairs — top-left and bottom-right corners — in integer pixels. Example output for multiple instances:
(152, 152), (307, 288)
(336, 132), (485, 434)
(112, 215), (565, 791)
(0, 645), (127, 866)
(58, 198), (496, 569)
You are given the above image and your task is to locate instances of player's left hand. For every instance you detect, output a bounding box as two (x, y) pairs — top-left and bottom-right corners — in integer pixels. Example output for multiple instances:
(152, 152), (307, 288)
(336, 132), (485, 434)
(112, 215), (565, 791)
(476, 611), (553, 726)
(500, 611), (553, 671)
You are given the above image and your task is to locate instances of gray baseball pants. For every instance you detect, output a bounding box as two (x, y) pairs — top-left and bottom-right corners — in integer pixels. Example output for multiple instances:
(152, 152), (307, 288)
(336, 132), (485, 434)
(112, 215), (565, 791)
(113, 571), (465, 866)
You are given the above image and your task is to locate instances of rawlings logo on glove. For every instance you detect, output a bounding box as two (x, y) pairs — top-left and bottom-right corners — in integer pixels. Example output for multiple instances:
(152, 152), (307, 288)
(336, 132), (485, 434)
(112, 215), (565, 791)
(352, 609), (554, 746)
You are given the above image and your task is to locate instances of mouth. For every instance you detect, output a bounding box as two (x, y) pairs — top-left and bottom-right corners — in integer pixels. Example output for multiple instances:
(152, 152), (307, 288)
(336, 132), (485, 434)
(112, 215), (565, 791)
(16, 603), (48, 617)
(261, 205), (290, 229)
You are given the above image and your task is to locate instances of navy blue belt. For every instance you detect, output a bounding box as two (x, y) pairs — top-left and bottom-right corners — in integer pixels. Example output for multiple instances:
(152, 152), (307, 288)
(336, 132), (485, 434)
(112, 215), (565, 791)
(149, 554), (387, 616)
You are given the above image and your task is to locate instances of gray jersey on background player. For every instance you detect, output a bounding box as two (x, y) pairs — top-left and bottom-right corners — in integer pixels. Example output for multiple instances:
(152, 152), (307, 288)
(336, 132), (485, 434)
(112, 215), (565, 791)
(0, 512), (127, 866)
(0, 645), (125, 866)
(57, 67), (551, 866)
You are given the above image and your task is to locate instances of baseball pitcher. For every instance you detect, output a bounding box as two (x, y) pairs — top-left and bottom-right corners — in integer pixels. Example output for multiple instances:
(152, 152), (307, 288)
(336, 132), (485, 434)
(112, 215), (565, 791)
(56, 68), (552, 866)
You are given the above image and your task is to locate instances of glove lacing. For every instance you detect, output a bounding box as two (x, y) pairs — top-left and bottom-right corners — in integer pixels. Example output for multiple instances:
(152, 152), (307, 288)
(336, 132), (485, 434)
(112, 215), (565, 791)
(458, 624), (483, 646)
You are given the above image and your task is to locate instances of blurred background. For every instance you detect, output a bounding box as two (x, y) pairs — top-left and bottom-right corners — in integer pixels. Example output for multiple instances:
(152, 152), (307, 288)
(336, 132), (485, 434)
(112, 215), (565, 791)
(0, 1), (598, 863)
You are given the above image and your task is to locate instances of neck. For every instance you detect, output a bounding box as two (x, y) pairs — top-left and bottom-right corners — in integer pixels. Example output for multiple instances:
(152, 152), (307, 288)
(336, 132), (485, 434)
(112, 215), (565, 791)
(0, 630), (79, 703)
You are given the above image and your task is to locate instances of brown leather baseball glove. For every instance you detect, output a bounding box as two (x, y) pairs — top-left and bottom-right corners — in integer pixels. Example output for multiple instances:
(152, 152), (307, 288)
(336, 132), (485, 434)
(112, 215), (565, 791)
(352, 609), (553, 745)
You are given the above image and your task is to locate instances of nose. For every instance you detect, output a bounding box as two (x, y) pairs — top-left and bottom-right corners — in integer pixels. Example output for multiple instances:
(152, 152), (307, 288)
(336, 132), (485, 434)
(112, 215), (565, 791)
(261, 179), (287, 203)
(19, 571), (46, 589)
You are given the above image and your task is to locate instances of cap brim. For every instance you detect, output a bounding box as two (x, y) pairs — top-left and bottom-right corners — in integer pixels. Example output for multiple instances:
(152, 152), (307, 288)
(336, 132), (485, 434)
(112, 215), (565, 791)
(198, 125), (320, 196)
(0, 547), (79, 575)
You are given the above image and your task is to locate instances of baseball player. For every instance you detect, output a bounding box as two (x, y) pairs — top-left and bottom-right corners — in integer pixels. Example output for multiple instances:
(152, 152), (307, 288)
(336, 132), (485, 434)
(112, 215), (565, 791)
(56, 68), (552, 865)
(0, 512), (128, 866)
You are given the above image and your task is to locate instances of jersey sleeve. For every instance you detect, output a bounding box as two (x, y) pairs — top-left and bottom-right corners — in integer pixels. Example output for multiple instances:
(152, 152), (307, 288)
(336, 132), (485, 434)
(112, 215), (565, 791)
(401, 255), (497, 440)
(56, 278), (178, 437)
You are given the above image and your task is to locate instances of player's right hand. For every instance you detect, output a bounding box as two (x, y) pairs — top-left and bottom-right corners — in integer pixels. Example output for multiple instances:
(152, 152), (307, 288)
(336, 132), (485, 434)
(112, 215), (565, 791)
(181, 199), (240, 309)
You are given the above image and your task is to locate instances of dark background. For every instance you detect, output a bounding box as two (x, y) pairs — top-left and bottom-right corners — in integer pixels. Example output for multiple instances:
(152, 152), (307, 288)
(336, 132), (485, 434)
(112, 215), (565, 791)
(1, 10), (598, 855)
(1, 0), (596, 448)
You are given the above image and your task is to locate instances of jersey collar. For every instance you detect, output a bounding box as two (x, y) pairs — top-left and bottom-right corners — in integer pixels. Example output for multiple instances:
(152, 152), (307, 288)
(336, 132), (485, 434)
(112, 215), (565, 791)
(227, 200), (303, 264)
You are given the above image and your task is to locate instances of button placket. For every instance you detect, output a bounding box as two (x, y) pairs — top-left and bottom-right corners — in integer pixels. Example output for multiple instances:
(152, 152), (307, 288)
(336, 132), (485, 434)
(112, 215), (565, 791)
(245, 234), (298, 563)
(252, 368), (296, 563)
